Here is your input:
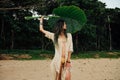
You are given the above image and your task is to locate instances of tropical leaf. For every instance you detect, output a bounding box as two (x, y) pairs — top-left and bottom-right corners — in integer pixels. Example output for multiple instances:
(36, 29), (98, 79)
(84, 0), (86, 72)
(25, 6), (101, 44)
(48, 5), (87, 33)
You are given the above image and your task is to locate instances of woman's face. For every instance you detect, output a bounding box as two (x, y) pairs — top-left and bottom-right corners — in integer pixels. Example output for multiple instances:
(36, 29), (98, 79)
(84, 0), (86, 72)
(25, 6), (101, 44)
(63, 22), (67, 30)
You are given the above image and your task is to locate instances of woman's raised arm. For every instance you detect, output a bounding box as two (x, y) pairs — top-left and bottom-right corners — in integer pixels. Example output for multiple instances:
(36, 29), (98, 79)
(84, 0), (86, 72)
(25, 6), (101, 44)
(39, 16), (54, 40)
(39, 16), (48, 34)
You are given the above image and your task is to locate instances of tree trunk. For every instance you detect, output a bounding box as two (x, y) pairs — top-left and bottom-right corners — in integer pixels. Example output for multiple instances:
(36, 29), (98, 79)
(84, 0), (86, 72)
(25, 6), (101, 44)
(1, 18), (6, 49)
(44, 41), (52, 50)
(75, 32), (78, 53)
(96, 27), (100, 50)
(108, 23), (112, 51)
(41, 34), (44, 51)
(10, 30), (14, 49)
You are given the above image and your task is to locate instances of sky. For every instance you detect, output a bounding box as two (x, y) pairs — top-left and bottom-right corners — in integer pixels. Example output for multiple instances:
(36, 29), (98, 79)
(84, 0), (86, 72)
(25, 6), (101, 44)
(99, 0), (120, 8)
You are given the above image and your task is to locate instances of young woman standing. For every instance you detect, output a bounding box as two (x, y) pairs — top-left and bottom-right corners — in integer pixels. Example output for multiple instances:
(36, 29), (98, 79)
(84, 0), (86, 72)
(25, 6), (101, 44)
(39, 16), (73, 80)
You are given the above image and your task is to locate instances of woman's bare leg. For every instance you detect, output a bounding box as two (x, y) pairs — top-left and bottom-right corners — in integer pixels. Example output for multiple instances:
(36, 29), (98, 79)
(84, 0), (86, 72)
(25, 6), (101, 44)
(56, 63), (64, 80)
(65, 69), (71, 80)
(55, 72), (59, 80)
(58, 63), (63, 80)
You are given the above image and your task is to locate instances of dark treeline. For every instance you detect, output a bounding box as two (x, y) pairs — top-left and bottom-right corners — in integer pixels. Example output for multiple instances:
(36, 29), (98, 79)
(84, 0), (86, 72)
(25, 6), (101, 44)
(0, 0), (120, 52)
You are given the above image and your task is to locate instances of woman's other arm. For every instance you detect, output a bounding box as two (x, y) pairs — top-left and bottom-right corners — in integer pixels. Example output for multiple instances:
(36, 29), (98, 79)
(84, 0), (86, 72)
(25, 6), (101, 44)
(67, 33), (73, 63)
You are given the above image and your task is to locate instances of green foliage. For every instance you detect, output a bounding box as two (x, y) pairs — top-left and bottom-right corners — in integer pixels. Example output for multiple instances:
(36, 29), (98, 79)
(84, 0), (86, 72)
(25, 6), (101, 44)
(49, 5), (87, 33)
(72, 51), (120, 59)
(0, 0), (120, 51)
(0, 50), (120, 60)
(74, 24), (97, 51)
(53, 5), (87, 25)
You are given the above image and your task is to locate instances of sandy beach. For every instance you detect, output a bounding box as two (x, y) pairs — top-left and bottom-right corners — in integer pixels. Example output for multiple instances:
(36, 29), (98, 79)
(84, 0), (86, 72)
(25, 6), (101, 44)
(0, 59), (120, 80)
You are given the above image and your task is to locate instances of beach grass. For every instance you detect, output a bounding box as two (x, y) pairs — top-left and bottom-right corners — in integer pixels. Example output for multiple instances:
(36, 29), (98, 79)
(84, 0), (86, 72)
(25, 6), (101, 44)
(0, 49), (120, 60)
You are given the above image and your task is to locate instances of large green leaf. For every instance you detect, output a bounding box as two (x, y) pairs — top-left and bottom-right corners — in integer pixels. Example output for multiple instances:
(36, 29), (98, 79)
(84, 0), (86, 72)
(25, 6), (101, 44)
(48, 5), (87, 33)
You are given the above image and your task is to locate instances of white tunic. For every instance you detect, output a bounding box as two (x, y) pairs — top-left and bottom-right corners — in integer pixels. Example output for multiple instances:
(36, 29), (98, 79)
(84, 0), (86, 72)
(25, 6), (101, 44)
(44, 31), (73, 80)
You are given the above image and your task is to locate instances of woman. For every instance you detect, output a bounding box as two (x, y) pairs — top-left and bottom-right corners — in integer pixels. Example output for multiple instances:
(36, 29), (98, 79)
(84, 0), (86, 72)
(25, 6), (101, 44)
(39, 16), (73, 80)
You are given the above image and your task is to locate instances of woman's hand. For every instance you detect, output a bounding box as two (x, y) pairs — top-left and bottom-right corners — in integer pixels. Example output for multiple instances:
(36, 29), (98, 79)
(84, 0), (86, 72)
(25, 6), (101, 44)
(39, 16), (44, 23)
(65, 62), (71, 68)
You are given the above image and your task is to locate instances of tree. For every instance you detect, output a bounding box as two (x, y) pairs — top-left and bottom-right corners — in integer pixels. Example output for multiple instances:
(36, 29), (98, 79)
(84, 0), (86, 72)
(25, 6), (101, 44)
(0, 0), (120, 51)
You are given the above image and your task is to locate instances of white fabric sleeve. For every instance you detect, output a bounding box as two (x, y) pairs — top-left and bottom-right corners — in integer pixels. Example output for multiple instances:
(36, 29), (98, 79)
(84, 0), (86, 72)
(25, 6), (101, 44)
(68, 33), (73, 52)
(44, 31), (54, 40)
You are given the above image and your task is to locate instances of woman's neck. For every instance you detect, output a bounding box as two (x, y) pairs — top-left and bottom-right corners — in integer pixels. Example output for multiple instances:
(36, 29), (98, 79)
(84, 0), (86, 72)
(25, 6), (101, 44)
(61, 32), (64, 35)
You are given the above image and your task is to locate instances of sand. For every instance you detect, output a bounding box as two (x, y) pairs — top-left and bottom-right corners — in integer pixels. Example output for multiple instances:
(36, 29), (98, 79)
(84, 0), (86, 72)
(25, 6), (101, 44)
(0, 59), (120, 80)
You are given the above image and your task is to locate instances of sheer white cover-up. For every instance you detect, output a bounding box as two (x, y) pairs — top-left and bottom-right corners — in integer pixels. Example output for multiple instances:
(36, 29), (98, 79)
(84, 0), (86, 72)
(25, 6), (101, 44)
(44, 31), (73, 80)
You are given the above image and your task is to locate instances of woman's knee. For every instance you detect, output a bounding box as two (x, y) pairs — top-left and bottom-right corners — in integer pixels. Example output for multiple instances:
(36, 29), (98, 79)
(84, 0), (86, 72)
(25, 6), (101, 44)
(65, 71), (71, 80)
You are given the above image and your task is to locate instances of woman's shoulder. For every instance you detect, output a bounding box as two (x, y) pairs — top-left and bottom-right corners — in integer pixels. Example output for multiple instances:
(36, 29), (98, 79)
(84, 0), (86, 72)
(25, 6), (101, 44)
(67, 33), (72, 36)
(67, 33), (72, 39)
